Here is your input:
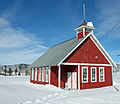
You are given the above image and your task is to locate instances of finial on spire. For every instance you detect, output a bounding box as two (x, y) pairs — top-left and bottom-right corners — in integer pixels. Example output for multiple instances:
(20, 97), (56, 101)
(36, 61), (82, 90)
(83, 4), (86, 22)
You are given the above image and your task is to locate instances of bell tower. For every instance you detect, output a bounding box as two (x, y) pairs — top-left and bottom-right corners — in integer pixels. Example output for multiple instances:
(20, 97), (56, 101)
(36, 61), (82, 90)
(75, 4), (95, 39)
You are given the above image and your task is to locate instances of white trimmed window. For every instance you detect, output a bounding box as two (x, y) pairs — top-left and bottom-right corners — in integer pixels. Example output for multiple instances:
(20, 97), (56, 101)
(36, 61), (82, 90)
(42, 67), (45, 82)
(91, 67), (97, 82)
(99, 67), (104, 82)
(82, 67), (88, 83)
(39, 68), (41, 81)
(46, 67), (49, 82)
(31, 68), (34, 80)
(35, 68), (37, 81)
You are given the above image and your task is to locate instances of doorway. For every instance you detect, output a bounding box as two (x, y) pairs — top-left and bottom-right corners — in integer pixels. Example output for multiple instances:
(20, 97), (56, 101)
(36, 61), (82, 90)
(66, 72), (77, 89)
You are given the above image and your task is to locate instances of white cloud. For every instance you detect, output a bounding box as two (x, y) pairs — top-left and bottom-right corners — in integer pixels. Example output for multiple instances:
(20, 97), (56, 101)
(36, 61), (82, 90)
(0, 17), (48, 65)
(1, 1), (22, 20)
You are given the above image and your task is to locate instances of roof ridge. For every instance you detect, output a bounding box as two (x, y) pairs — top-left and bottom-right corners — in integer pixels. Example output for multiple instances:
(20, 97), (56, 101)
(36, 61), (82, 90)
(52, 37), (76, 48)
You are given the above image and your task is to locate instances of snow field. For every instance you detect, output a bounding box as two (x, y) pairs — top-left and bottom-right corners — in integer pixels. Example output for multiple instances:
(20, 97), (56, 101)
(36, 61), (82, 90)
(0, 72), (120, 104)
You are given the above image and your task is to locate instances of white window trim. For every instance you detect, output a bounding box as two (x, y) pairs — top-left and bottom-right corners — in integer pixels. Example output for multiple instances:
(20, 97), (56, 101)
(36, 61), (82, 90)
(82, 67), (88, 83)
(46, 67), (49, 82)
(42, 67), (45, 82)
(91, 67), (97, 82)
(31, 68), (34, 80)
(99, 67), (105, 82)
(38, 67), (41, 81)
(35, 68), (37, 81)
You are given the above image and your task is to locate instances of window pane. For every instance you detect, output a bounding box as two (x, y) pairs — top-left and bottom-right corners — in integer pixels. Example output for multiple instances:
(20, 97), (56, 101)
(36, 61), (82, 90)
(35, 68), (37, 81)
(42, 67), (44, 82)
(91, 68), (96, 82)
(82, 67), (88, 82)
(46, 67), (48, 82)
(99, 68), (104, 82)
(32, 68), (34, 80)
(39, 68), (41, 81)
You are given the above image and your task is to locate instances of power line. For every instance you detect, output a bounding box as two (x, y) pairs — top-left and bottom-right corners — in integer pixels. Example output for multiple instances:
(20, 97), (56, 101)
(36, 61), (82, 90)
(98, 20), (120, 40)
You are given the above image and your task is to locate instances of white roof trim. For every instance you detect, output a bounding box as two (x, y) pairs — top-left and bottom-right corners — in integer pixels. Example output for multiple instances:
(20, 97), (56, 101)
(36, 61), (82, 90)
(75, 25), (95, 31)
(61, 62), (112, 66)
(58, 32), (116, 67)
(58, 32), (92, 66)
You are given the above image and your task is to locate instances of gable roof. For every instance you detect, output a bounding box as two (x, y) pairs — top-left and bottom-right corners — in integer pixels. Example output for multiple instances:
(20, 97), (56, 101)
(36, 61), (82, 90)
(31, 32), (116, 68)
(31, 34), (88, 68)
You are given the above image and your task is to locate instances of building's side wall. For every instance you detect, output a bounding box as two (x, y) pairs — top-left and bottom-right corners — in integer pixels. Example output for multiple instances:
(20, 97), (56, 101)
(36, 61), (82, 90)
(80, 65), (112, 90)
(50, 66), (58, 87)
(64, 37), (110, 64)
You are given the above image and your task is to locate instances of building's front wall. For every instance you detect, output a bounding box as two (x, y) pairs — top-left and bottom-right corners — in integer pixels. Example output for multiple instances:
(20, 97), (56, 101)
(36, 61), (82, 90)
(79, 65), (112, 90)
(59, 65), (112, 90)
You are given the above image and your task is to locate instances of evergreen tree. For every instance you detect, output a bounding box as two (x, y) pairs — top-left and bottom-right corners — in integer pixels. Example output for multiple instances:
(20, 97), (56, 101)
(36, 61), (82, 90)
(4, 66), (7, 76)
(8, 68), (12, 76)
(14, 68), (18, 75)
(18, 72), (21, 76)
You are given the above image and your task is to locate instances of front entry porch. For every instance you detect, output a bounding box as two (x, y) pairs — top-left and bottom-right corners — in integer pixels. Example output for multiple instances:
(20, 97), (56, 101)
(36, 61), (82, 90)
(58, 65), (80, 90)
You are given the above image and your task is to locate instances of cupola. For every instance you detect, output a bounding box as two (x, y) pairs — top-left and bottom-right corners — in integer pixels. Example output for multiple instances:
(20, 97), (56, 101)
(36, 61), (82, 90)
(75, 4), (95, 39)
(75, 21), (95, 39)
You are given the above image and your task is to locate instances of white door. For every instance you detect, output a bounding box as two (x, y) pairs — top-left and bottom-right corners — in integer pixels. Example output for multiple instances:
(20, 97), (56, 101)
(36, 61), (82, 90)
(72, 72), (77, 89)
(67, 72), (72, 89)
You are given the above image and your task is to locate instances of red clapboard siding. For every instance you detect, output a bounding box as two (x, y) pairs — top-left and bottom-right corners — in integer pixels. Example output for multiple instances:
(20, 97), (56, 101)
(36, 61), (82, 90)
(64, 37), (110, 64)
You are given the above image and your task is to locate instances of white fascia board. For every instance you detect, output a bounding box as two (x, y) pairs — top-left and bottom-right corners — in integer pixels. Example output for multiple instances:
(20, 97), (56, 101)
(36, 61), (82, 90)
(57, 32), (92, 66)
(75, 26), (95, 31)
(61, 62), (112, 66)
(90, 34), (117, 67)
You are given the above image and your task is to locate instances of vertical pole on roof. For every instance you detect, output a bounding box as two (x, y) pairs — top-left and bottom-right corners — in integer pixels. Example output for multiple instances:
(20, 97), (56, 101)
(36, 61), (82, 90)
(58, 65), (61, 88)
(78, 65), (80, 90)
(49, 66), (51, 85)
(83, 4), (86, 22)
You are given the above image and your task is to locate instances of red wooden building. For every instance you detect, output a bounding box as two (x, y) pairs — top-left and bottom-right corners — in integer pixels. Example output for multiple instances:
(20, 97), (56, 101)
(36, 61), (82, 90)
(30, 21), (116, 90)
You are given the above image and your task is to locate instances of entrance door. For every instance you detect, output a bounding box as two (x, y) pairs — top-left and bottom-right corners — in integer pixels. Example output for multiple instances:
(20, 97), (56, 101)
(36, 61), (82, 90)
(72, 72), (77, 89)
(66, 72), (77, 89)
(67, 72), (72, 89)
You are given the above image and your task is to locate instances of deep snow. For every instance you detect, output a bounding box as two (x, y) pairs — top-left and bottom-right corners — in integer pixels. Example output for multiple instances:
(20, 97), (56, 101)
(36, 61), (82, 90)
(0, 73), (120, 104)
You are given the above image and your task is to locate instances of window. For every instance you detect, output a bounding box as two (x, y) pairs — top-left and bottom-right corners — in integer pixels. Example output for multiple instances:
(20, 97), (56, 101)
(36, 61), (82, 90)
(42, 67), (45, 82)
(82, 67), (88, 83)
(46, 67), (49, 82)
(31, 68), (34, 80)
(39, 68), (41, 81)
(35, 68), (37, 81)
(99, 67), (104, 82)
(91, 67), (97, 82)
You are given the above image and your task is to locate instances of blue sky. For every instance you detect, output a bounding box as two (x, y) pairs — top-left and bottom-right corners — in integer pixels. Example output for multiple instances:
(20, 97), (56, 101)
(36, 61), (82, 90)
(0, 0), (120, 65)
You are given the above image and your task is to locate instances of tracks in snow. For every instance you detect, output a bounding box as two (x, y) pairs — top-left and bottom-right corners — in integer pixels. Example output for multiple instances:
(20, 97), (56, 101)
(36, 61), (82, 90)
(22, 91), (73, 104)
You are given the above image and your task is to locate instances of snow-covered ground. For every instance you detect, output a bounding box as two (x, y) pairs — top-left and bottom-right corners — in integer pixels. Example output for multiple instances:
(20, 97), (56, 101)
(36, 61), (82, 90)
(0, 73), (120, 104)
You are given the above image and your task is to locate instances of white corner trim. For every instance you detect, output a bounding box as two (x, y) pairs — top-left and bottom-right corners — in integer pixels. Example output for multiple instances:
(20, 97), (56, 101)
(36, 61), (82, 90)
(58, 65), (61, 88)
(78, 65), (80, 90)
(58, 32), (92, 66)
(61, 62), (112, 66)
(90, 34), (117, 67)
(49, 66), (51, 84)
